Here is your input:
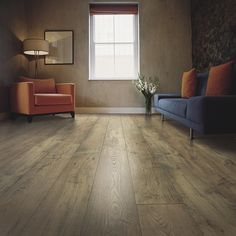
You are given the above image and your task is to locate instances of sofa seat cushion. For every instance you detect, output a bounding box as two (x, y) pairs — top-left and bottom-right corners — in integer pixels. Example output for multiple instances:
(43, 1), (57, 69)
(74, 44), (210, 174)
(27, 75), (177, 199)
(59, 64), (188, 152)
(34, 94), (72, 106)
(158, 98), (188, 118)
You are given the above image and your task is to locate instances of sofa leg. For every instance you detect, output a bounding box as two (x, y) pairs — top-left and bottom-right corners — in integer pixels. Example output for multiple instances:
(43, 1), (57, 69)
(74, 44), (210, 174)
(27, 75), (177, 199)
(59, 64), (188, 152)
(27, 115), (33, 123)
(190, 128), (194, 140)
(161, 114), (165, 122)
(70, 112), (75, 118)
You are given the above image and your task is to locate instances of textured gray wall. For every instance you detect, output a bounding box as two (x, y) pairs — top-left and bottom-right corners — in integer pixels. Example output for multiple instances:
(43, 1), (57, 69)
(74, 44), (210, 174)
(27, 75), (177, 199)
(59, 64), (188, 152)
(0, 0), (28, 112)
(26, 0), (192, 107)
(192, 0), (236, 71)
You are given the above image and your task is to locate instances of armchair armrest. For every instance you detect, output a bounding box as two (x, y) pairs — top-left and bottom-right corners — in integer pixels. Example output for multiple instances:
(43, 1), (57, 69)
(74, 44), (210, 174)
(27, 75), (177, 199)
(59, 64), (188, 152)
(154, 93), (181, 106)
(10, 82), (34, 114)
(56, 83), (75, 105)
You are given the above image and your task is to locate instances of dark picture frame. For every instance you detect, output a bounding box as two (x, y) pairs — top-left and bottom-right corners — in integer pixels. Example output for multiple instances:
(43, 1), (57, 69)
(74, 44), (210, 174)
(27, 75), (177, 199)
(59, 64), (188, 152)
(44, 30), (74, 65)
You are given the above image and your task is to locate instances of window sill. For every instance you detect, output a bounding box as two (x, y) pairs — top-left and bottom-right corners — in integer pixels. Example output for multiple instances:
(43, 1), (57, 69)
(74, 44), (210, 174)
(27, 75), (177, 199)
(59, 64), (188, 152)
(89, 77), (137, 81)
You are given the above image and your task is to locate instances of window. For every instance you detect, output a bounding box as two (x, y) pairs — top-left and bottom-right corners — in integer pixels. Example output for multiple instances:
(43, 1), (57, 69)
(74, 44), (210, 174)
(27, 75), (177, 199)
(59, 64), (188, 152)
(89, 4), (139, 80)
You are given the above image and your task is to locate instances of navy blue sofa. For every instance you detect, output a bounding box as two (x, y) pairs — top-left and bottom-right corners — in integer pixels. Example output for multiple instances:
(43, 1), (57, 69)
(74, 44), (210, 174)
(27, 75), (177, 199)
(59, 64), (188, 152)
(154, 72), (236, 139)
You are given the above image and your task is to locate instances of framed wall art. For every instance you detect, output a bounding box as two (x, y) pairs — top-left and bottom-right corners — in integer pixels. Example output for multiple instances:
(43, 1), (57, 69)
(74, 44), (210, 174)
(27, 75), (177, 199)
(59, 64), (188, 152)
(44, 30), (74, 65)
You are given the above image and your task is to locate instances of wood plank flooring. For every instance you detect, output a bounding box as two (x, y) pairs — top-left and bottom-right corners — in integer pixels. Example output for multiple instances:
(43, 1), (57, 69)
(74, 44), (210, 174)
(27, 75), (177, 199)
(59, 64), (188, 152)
(0, 114), (235, 236)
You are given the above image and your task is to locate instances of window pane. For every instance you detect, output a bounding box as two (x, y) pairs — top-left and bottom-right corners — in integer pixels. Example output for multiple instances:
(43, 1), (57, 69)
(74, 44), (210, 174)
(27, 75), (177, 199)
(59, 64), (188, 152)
(95, 44), (114, 78)
(115, 15), (134, 42)
(91, 14), (138, 80)
(94, 15), (114, 43)
(115, 44), (134, 77)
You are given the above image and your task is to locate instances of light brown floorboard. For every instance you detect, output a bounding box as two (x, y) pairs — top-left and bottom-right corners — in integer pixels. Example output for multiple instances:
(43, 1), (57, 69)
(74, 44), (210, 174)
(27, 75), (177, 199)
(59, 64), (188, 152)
(0, 115), (99, 235)
(81, 116), (141, 236)
(121, 116), (183, 204)
(0, 114), (235, 236)
(138, 204), (202, 236)
(135, 115), (236, 235)
(18, 116), (109, 236)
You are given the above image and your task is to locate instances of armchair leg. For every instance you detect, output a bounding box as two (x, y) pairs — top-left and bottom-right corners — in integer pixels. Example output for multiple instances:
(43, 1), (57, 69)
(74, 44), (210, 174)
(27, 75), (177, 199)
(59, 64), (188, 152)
(11, 113), (18, 120)
(27, 115), (33, 123)
(70, 112), (75, 118)
(190, 128), (194, 140)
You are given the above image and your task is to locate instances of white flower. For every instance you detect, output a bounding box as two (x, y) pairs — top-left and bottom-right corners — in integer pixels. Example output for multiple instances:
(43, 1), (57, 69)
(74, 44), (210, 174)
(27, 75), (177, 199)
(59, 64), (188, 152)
(149, 83), (156, 94)
(136, 83), (142, 91)
(144, 82), (148, 93)
(134, 74), (160, 96)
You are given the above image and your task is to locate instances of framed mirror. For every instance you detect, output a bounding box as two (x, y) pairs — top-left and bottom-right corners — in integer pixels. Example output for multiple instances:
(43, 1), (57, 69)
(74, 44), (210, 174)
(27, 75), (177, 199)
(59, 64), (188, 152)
(44, 30), (74, 65)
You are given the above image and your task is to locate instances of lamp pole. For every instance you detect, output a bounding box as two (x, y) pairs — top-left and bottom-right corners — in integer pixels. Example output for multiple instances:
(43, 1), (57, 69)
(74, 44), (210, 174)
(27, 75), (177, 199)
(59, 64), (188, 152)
(34, 50), (39, 78)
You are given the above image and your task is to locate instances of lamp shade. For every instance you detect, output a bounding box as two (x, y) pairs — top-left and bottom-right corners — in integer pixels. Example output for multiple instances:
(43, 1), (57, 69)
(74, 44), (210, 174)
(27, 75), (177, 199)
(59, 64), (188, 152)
(23, 39), (49, 55)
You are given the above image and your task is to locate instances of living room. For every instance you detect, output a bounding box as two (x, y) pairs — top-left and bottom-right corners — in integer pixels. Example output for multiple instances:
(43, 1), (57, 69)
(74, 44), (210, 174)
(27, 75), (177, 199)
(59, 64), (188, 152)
(0, 0), (235, 235)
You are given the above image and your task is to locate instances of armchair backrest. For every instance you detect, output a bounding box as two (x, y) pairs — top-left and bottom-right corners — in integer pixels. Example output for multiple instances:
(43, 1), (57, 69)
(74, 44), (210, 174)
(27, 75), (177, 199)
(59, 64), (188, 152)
(18, 77), (56, 94)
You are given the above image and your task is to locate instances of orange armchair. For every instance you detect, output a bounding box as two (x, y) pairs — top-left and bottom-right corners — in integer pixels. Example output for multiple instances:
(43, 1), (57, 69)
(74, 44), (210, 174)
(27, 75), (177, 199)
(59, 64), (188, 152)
(10, 77), (75, 122)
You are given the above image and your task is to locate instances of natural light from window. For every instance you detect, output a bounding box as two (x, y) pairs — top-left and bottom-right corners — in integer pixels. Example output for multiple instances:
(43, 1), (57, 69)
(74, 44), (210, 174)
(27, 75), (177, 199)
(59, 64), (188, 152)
(90, 14), (139, 80)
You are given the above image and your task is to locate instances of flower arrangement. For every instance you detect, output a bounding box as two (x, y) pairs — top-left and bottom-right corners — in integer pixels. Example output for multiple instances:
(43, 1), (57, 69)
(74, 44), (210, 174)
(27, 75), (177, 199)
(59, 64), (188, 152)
(134, 74), (160, 115)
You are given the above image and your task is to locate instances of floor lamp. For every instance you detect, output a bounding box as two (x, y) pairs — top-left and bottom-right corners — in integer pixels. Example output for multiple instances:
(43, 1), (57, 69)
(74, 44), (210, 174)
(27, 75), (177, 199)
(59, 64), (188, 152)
(23, 39), (49, 78)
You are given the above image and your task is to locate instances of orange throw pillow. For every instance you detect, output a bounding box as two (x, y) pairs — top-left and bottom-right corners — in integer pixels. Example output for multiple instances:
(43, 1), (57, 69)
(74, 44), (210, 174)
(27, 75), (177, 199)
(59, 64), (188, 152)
(181, 68), (197, 98)
(206, 61), (234, 96)
(18, 77), (56, 93)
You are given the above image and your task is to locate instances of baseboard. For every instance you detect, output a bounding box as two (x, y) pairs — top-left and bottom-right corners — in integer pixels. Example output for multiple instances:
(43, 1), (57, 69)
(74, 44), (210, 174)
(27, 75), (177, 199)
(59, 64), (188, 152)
(0, 112), (9, 121)
(75, 107), (159, 114)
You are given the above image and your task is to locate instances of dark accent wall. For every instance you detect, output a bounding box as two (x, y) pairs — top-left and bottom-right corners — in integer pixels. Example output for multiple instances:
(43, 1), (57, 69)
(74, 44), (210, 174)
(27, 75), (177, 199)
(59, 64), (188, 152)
(191, 0), (236, 71)
(0, 0), (28, 113)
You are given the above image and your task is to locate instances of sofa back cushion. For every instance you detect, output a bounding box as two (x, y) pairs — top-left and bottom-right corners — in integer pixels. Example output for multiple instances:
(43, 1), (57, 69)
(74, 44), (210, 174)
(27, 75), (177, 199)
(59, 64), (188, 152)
(196, 72), (208, 96)
(19, 77), (56, 93)
(181, 69), (197, 98)
(206, 61), (234, 96)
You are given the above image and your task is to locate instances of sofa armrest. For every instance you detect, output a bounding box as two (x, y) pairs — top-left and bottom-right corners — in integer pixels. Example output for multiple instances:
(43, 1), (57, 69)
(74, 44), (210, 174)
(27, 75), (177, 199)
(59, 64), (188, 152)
(154, 93), (181, 106)
(10, 82), (34, 114)
(187, 96), (236, 132)
(188, 95), (236, 111)
(56, 83), (75, 105)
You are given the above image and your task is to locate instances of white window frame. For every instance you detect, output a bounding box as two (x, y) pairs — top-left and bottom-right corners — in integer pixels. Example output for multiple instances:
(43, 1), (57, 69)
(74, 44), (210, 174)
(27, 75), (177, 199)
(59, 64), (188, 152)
(89, 7), (140, 81)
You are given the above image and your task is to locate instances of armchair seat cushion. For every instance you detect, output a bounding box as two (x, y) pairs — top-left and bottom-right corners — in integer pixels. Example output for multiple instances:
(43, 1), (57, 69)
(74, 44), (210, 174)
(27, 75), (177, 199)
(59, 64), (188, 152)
(158, 98), (188, 118)
(34, 93), (72, 106)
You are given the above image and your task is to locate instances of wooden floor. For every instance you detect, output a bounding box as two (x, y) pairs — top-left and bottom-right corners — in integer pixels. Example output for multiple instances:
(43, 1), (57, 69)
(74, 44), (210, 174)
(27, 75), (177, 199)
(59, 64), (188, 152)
(0, 114), (236, 236)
